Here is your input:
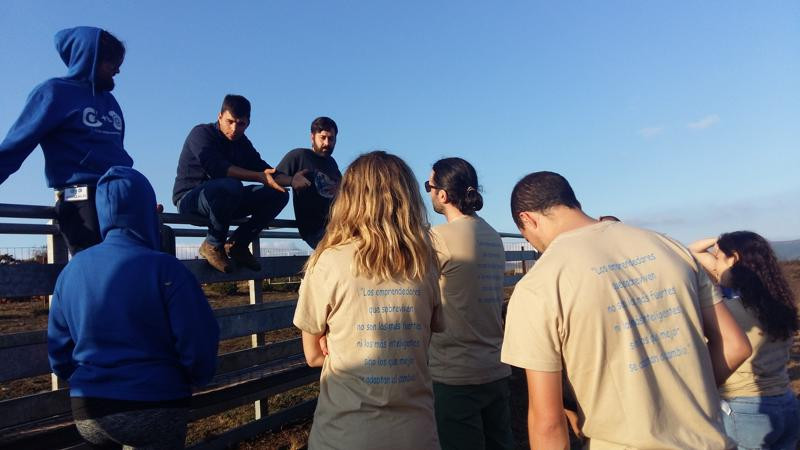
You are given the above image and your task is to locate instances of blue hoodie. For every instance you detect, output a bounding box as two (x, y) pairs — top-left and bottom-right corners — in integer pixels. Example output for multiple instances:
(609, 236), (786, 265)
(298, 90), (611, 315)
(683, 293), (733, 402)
(0, 26), (133, 188)
(47, 167), (219, 401)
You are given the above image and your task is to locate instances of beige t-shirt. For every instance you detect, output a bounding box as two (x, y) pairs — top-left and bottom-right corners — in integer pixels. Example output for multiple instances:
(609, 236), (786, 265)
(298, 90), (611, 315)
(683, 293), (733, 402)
(293, 242), (443, 450)
(719, 296), (792, 399)
(429, 215), (511, 385)
(502, 222), (733, 450)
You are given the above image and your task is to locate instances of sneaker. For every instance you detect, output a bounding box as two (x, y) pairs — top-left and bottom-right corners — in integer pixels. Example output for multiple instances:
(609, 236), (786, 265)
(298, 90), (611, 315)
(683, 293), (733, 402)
(199, 241), (232, 273)
(225, 242), (262, 271)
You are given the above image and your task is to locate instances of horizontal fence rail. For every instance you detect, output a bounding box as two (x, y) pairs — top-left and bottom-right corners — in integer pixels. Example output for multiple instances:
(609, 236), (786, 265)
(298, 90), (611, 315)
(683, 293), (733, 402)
(0, 202), (535, 449)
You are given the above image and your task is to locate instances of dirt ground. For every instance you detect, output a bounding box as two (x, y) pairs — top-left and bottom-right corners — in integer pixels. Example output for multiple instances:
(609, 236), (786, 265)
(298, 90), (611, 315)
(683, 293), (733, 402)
(2, 262), (799, 449)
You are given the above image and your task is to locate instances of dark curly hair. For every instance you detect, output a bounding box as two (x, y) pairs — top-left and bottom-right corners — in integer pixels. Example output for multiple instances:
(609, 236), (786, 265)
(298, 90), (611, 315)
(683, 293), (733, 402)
(717, 231), (798, 341)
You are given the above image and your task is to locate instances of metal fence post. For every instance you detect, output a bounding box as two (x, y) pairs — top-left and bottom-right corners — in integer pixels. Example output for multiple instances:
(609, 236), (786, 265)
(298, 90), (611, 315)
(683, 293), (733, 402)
(521, 245), (527, 274)
(47, 218), (69, 391)
(248, 237), (269, 420)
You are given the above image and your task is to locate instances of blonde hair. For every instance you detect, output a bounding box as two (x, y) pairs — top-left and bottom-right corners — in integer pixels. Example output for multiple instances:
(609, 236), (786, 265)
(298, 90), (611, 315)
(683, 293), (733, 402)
(306, 151), (436, 282)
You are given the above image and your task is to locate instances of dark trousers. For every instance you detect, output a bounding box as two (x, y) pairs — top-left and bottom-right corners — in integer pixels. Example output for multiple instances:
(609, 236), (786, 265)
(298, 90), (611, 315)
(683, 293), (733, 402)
(433, 377), (515, 450)
(177, 178), (289, 247)
(55, 190), (177, 256)
(303, 227), (326, 249)
(54, 190), (102, 255)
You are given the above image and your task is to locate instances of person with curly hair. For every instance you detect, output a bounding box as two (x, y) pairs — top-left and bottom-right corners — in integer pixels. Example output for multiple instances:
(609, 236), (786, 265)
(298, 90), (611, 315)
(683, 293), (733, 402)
(691, 231), (800, 449)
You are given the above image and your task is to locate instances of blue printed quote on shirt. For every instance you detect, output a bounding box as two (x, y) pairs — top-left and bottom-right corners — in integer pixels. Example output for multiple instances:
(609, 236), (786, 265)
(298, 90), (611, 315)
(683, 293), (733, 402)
(355, 286), (424, 385)
(592, 253), (691, 374)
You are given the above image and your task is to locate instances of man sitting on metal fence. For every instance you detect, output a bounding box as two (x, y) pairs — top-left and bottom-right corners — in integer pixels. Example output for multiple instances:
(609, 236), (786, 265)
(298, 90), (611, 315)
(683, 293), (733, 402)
(172, 94), (294, 273)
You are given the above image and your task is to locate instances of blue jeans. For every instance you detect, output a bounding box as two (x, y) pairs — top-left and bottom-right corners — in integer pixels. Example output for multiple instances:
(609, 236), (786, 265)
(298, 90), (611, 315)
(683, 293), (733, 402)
(177, 178), (289, 247)
(721, 391), (800, 450)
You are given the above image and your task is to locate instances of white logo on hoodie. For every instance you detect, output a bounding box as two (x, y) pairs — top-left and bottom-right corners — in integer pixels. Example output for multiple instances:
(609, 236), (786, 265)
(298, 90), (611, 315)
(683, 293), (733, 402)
(108, 111), (123, 131)
(82, 107), (103, 128)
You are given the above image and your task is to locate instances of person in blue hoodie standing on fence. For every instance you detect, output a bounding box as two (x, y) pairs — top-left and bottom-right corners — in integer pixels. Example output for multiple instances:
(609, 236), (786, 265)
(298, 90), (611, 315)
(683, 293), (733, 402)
(47, 167), (220, 449)
(0, 26), (133, 255)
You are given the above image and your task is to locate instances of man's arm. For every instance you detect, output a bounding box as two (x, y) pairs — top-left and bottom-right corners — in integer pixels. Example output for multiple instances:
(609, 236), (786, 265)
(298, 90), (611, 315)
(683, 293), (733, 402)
(274, 150), (313, 190)
(526, 369), (570, 450)
(701, 301), (752, 385)
(0, 87), (59, 184)
(225, 166), (286, 193)
(301, 331), (326, 367)
(166, 268), (220, 387)
(46, 286), (77, 380)
(269, 169), (311, 190)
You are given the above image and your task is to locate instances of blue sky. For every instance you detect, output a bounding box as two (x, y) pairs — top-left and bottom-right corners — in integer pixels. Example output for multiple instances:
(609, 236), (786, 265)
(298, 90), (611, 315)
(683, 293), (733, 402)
(1, 1), (798, 250)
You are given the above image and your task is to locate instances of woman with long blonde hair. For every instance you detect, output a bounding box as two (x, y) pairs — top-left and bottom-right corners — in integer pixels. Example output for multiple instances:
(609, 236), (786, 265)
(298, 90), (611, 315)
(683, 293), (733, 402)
(293, 151), (443, 449)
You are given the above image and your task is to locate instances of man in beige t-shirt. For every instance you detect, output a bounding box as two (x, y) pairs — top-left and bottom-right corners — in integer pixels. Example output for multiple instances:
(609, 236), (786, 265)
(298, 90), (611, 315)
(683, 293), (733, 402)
(426, 158), (514, 449)
(293, 243), (443, 450)
(501, 171), (752, 449)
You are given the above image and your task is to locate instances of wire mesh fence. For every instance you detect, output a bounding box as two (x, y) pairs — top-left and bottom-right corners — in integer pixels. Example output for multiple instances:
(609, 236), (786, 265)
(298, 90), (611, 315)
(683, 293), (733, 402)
(502, 238), (536, 274)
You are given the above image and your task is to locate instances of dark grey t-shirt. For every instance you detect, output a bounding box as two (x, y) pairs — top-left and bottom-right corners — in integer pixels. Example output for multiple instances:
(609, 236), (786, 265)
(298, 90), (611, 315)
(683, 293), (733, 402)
(276, 148), (341, 242)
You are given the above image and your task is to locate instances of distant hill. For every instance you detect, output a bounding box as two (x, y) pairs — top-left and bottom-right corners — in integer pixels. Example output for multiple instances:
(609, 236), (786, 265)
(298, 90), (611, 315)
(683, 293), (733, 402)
(773, 240), (800, 261)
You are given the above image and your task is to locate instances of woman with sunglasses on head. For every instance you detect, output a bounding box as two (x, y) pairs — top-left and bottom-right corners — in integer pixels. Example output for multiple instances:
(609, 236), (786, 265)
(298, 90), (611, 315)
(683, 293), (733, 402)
(293, 151), (443, 449)
(690, 231), (799, 450)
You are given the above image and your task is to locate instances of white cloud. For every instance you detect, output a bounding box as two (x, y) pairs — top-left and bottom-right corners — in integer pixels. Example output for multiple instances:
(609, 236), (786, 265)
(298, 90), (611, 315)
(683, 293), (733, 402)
(625, 188), (800, 242)
(687, 114), (720, 130)
(638, 126), (664, 138)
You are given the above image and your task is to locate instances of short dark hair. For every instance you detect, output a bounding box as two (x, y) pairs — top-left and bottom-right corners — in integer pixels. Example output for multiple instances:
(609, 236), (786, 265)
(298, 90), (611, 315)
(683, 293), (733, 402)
(311, 117), (338, 135)
(220, 95), (251, 119)
(432, 157), (483, 214)
(510, 171), (581, 227)
(98, 30), (125, 64)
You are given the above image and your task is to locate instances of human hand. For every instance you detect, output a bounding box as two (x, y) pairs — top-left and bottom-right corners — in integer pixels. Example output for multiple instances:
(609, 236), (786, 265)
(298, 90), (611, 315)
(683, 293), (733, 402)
(319, 335), (329, 356)
(291, 169), (312, 191)
(564, 408), (583, 439)
(262, 168), (287, 193)
(688, 237), (718, 254)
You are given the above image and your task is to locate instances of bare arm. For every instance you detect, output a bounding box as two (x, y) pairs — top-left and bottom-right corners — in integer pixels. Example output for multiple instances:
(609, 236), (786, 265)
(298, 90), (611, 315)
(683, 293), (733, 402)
(226, 166), (286, 192)
(702, 301), (752, 385)
(301, 331), (326, 367)
(526, 370), (570, 450)
(688, 238), (719, 281)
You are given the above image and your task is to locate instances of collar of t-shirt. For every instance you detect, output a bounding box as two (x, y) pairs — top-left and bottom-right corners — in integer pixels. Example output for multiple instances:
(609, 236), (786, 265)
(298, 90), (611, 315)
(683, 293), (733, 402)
(547, 221), (611, 251)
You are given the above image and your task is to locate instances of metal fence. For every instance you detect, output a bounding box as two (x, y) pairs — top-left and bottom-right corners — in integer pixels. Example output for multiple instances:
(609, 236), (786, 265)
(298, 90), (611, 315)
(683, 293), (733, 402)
(2, 240), (535, 274)
(174, 245), (312, 261)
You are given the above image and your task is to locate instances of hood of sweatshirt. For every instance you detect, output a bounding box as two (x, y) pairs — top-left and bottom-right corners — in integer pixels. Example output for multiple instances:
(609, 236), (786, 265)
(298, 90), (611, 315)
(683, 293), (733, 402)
(54, 26), (102, 88)
(96, 166), (160, 250)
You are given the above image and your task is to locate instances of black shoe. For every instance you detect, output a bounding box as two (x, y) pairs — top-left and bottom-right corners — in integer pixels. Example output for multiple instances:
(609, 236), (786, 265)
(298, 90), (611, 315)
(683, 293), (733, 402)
(225, 242), (261, 271)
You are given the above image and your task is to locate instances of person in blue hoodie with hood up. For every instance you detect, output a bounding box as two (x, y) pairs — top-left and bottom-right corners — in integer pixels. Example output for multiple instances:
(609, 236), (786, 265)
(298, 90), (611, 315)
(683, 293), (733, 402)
(47, 166), (219, 449)
(0, 26), (133, 255)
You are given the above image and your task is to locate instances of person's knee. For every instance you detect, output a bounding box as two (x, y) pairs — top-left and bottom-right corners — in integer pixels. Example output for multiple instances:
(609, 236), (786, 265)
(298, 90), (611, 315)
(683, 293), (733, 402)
(254, 187), (289, 207)
(277, 190), (289, 207)
(215, 178), (245, 199)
